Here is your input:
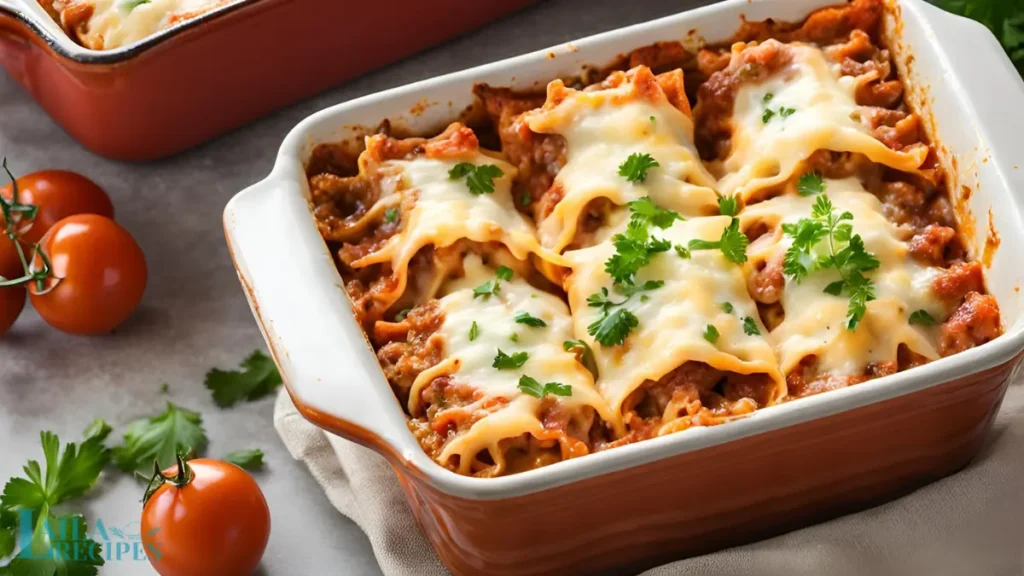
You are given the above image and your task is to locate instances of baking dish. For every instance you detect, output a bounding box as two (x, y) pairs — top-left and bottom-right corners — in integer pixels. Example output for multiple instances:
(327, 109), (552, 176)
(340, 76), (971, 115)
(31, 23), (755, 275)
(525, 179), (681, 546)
(0, 0), (534, 161)
(224, 0), (1024, 574)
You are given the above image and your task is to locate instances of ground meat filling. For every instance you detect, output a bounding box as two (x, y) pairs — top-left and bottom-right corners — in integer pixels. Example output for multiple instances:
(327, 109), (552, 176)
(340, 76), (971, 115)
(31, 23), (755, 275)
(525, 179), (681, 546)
(938, 292), (1001, 357)
(374, 300), (445, 403)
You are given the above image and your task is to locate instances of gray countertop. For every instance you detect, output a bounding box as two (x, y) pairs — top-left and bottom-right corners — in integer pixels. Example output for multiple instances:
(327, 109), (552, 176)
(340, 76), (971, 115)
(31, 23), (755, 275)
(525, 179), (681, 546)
(0, 0), (716, 574)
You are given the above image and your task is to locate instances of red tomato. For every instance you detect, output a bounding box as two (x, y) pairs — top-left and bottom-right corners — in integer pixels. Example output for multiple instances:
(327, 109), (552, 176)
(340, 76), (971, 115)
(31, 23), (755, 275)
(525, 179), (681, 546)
(142, 459), (271, 576)
(0, 284), (25, 334)
(29, 214), (147, 335)
(1, 170), (113, 244)
(0, 233), (21, 280)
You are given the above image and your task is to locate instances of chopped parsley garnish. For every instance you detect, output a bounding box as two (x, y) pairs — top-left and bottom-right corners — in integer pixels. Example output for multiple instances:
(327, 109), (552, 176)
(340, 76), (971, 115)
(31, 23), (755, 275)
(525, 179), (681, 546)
(394, 308), (410, 321)
(517, 375), (572, 399)
(797, 172), (826, 196)
(763, 103), (797, 124)
(627, 197), (684, 228)
(588, 307), (639, 347)
(384, 207), (399, 223)
(675, 244), (691, 259)
(909, 309), (937, 326)
(743, 316), (761, 335)
(469, 321), (480, 341)
(763, 92), (775, 103)
(563, 339), (598, 379)
(782, 194), (881, 330)
(615, 279), (664, 297)
(618, 153), (660, 183)
(448, 162), (504, 195)
(113, 402), (208, 476)
(473, 266), (514, 299)
(703, 324), (720, 343)
(205, 350), (283, 408)
(224, 449), (265, 470)
(492, 349), (529, 370)
(514, 311), (547, 327)
(718, 195), (739, 217)
(649, 115), (656, 122)
(780, 106), (796, 118)
(762, 109), (776, 123)
(688, 218), (750, 264)
(721, 302), (734, 313)
(520, 192), (531, 207)
(604, 202), (677, 285)
(509, 333), (519, 343)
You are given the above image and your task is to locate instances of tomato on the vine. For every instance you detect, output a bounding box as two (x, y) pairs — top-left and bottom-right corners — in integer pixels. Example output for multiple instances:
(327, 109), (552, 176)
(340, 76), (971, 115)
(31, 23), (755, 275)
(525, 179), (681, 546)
(0, 284), (25, 335)
(29, 214), (147, 335)
(0, 233), (20, 280)
(141, 458), (271, 576)
(0, 170), (113, 244)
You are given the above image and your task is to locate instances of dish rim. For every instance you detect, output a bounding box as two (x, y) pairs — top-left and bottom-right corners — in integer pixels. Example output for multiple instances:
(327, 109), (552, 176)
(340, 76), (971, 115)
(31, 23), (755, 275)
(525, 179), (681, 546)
(224, 0), (1024, 500)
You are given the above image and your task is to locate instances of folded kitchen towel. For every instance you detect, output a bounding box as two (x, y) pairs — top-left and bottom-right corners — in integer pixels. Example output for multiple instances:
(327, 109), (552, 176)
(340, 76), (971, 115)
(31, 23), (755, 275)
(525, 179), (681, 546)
(274, 384), (1024, 576)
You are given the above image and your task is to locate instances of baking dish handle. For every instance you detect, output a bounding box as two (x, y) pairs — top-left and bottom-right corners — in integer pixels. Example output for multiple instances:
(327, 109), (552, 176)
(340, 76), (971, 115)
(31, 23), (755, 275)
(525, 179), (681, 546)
(224, 171), (416, 461)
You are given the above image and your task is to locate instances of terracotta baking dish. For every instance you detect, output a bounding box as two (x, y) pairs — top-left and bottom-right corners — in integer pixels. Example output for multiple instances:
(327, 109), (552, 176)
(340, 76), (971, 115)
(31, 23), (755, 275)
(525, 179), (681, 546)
(0, 0), (535, 161)
(223, 0), (1024, 574)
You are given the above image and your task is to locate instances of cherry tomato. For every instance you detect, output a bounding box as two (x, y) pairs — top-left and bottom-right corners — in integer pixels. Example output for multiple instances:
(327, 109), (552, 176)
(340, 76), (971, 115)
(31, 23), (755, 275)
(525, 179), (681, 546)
(0, 233), (21, 280)
(0, 284), (25, 334)
(142, 459), (271, 576)
(0, 170), (113, 244)
(29, 214), (147, 335)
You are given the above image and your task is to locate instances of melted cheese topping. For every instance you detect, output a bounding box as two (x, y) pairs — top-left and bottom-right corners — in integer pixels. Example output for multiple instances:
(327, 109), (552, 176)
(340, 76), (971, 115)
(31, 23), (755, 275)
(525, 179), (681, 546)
(713, 42), (928, 200)
(741, 179), (946, 376)
(61, 0), (237, 50)
(408, 256), (617, 474)
(525, 71), (719, 252)
(563, 216), (785, 417)
(350, 149), (559, 302)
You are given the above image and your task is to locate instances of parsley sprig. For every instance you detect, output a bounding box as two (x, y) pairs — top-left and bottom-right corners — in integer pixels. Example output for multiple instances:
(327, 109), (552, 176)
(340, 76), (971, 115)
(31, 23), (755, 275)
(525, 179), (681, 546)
(113, 402), (208, 477)
(782, 194), (881, 330)
(517, 376), (572, 399)
(514, 312), (546, 327)
(492, 349), (528, 370)
(618, 153), (659, 183)
(688, 219), (749, 264)
(563, 340), (599, 379)
(205, 350), (282, 408)
(472, 266), (514, 300)
(448, 163), (504, 195)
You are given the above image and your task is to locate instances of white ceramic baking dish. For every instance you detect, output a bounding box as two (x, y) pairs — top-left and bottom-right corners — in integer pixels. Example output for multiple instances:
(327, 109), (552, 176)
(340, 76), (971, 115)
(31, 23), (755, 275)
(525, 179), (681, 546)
(224, 1), (1024, 573)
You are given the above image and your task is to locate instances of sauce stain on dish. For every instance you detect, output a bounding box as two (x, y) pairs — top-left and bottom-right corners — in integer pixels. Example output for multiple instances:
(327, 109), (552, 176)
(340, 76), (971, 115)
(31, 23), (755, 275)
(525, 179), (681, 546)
(983, 209), (1000, 268)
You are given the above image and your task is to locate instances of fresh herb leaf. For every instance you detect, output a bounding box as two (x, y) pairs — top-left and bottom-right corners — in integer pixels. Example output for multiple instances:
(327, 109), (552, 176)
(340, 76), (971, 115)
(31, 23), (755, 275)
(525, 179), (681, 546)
(224, 449), (265, 470)
(205, 350), (283, 408)
(718, 195), (739, 217)
(520, 192), (531, 207)
(688, 218), (749, 264)
(934, 1), (1024, 76)
(626, 197), (682, 229)
(469, 321), (480, 341)
(762, 108), (776, 123)
(472, 280), (498, 299)
(112, 402), (208, 476)
(703, 324), (720, 343)
(615, 280), (664, 298)
(722, 302), (734, 313)
(763, 92), (775, 103)
(514, 312), (547, 327)
(122, 0), (151, 10)
(587, 287), (628, 309)
(492, 349), (529, 370)
(394, 308), (411, 322)
(563, 340), (599, 379)
(649, 115), (656, 122)
(743, 316), (761, 335)
(674, 244), (691, 259)
(517, 375), (572, 399)
(509, 333), (519, 343)
(384, 207), (399, 223)
(448, 163), (504, 195)
(618, 153), (660, 183)
(909, 309), (937, 326)
(495, 265), (514, 281)
(780, 106), (796, 117)
(1, 431), (109, 513)
(587, 308), (639, 346)
(797, 172), (826, 196)
(159, 383), (170, 394)
(604, 202), (675, 284)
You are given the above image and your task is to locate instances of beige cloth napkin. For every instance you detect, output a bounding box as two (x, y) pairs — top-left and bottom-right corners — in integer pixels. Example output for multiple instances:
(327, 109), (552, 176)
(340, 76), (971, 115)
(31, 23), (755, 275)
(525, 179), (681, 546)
(274, 383), (1024, 576)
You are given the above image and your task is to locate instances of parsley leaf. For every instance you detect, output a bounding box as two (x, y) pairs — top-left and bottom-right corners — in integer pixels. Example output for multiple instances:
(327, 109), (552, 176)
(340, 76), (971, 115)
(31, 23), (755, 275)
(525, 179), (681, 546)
(626, 197), (683, 229)
(615, 279), (664, 297)
(496, 265), (514, 281)
(448, 163), (504, 195)
(909, 309), (937, 326)
(394, 308), (410, 322)
(743, 316), (761, 335)
(618, 153), (660, 183)
(780, 106), (796, 117)
(384, 207), (399, 223)
(763, 92), (775, 103)
(224, 449), (265, 470)
(520, 192), (531, 207)
(762, 108), (776, 123)
(797, 172), (826, 196)
(517, 375), (572, 399)
(587, 308), (639, 346)
(674, 244), (691, 259)
(122, 0), (151, 10)
(605, 203), (675, 284)
(473, 266), (513, 300)
(563, 339), (599, 380)
(514, 312), (547, 327)
(722, 302), (734, 313)
(1, 430), (110, 513)
(469, 321), (480, 341)
(112, 402), (208, 476)
(718, 195), (739, 217)
(508, 333), (519, 343)
(703, 324), (720, 343)
(688, 218), (750, 264)
(492, 349), (529, 370)
(204, 350), (282, 408)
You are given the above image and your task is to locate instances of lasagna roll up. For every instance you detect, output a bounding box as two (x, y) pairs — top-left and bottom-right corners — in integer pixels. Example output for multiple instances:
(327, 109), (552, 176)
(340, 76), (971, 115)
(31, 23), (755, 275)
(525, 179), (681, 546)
(378, 256), (619, 477)
(563, 216), (785, 438)
(522, 65), (720, 252)
(311, 123), (558, 327)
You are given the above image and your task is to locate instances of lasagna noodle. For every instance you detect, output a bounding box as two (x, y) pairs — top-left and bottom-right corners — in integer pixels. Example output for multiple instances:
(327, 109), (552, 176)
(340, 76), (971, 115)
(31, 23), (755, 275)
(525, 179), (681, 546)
(741, 178), (946, 377)
(409, 257), (618, 475)
(48, 0), (238, 50)
(712, 41), (928, 200)
(347, 134), (558, 310)
(524, 66), (719, 252)
(564, 216), (785, 427)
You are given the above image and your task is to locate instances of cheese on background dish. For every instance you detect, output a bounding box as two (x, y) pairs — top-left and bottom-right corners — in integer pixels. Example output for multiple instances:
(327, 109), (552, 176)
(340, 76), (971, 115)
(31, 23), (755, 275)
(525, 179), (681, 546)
(408, 256), (619, 476)
(712, 41), (929, 201)
(563, 216), (785, 419)
(742, 178), (945, 376)
(46, 0), (239, 50)
(525, 66), (719, 252)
